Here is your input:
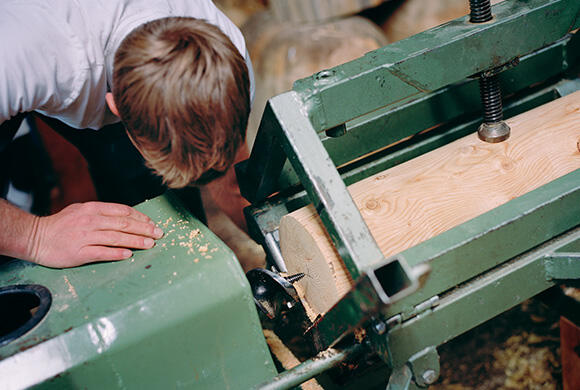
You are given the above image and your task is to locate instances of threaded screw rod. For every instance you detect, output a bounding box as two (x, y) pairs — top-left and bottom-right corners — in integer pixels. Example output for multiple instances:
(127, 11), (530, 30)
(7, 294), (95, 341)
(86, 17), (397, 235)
(469, 0), (493, 23)
(469, 0), (510, 142)
(285, 273), (305, 284)
(479, 75), (504, 123)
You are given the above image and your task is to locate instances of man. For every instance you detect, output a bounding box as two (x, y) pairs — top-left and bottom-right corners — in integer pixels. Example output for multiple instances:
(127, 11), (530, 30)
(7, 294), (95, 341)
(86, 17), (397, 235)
(0, 0), (254, 268)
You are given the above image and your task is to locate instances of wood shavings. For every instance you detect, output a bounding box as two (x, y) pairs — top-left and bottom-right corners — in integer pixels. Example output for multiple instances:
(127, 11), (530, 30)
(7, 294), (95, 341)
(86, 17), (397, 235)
(63, 275), (78, 299)
(162, 217), (173, 228)
(431, 299), (562, 390)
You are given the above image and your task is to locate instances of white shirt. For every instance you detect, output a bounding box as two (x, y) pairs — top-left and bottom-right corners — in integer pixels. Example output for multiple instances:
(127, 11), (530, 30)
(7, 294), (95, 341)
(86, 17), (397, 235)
(0, 0), (254, 130)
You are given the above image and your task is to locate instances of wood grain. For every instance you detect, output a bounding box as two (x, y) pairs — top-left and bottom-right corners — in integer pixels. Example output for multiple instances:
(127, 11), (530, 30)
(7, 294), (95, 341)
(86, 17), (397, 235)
(280, 91), (580, 318)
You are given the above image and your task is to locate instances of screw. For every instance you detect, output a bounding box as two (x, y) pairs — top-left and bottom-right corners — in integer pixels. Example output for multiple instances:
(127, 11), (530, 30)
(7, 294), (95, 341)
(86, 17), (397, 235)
(422, 369), (438, 385)
(285, 273), (305, 284)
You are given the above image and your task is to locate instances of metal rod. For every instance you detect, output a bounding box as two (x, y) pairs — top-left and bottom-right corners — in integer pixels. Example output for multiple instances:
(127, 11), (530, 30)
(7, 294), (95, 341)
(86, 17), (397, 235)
(265, 231), (288, 273)
(254, 343), (364, 390)
(479, 75), (504, 123)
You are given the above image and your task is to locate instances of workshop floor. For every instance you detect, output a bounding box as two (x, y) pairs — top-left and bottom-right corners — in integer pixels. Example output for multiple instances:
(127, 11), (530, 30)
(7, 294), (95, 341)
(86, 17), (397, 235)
(432, 298), (563, 390)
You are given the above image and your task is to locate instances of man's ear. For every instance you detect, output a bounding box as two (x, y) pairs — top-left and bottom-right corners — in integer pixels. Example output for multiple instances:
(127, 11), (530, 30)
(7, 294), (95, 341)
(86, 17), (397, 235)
(105, 92), (120, 117)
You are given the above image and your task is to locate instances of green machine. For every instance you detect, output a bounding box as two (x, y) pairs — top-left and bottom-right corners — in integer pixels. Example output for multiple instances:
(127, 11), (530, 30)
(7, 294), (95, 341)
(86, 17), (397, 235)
(0, 193), (277, 389)
(1, 1), (580, 389)
(235, 0), (580, 388)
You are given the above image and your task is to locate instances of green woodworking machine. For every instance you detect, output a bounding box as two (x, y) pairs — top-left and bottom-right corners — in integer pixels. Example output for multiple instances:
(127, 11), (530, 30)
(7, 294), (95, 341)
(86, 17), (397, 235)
(2, 0), (580, 388)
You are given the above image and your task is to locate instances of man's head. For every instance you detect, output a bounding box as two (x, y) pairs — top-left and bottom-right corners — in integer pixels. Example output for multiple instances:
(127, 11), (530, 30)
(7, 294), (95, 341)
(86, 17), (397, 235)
(109, 17), (250, 188)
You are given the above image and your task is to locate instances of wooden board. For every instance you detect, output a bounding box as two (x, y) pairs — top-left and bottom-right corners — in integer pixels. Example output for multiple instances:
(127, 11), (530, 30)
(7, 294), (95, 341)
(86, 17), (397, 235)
(280, 91), (580, 319)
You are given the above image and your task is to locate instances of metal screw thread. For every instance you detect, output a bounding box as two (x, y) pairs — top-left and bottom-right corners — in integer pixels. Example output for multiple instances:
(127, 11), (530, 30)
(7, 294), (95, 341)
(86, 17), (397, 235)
(285, 273), (305, 284)
(469, 0), (493, 23)
(479, 75), (504, 123)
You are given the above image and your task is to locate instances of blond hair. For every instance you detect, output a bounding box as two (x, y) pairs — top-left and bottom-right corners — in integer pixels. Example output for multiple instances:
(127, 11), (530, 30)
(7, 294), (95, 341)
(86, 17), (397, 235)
(113, 17), (250, 188)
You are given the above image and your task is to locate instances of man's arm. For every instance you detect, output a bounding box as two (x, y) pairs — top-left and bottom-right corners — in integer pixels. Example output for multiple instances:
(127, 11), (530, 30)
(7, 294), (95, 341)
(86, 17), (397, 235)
(0, 199), (163, 268)
(204, 144), (250, 232)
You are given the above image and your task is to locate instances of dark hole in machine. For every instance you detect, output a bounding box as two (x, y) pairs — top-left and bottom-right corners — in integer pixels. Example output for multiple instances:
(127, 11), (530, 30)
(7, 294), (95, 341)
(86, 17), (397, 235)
(373, 259), (412, 298)
(0, 284), (52, 347)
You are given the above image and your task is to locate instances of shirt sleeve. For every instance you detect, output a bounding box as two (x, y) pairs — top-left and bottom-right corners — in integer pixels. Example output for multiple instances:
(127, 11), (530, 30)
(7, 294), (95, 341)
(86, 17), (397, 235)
(0, 4), (86, 126)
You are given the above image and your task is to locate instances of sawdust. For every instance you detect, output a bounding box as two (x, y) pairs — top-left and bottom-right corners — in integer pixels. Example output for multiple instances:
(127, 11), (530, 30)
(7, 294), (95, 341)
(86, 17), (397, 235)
(162, 217), (173, 228)
(63, 275), (78, 299)
(563, 286), (580, 301)
(155, 215), (217, 259)
(430, 299), (563, 390)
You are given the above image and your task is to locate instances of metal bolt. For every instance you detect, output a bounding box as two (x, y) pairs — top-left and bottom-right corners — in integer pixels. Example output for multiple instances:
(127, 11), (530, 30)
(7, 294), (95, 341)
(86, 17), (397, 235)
(477, 74), (510, 143)
(374, 321), (387, 335)
(468, 0), (511, 143)
(422, 369), (438, 385)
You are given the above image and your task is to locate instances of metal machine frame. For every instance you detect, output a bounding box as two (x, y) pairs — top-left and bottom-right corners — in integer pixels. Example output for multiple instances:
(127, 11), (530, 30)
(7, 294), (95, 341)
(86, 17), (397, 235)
(237, 1), (580, 388)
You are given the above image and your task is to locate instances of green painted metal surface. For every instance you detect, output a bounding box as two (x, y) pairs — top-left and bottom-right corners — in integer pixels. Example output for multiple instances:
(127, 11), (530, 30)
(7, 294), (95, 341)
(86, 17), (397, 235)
(258, 92), (406, 283)
(293, 0), (580, 132)
(235, 2), (580, 387)
(544, 235), (580, 280)
(245, 76), (574, 248)
(383, 226), (580, 368)
(277, 32), (580, 191)
(0, 192), (276, 389)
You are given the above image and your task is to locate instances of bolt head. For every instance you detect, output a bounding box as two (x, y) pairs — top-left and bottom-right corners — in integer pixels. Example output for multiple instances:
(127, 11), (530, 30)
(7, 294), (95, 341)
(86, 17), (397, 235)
(374, 321), (387, 335)
(422, 369), (438, 385)
(478, 121), (510, 143)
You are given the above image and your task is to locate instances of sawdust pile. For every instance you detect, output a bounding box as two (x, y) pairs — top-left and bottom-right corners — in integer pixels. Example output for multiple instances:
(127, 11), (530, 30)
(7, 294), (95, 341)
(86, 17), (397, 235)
(431, 299), (562, 390)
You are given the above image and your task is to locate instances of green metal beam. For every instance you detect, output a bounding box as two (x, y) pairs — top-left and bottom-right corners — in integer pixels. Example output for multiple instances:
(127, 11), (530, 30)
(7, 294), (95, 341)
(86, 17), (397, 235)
(385, 169), (580, 318)
(381, 226), (580, 368)
(244, 78), (577, 260)
(0, 193), (276, 389)
(293, 0), (580, 132)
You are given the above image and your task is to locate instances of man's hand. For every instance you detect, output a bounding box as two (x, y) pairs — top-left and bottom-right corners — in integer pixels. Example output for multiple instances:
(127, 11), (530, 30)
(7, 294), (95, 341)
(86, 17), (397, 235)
(0, 199), (163, 268)
(28, 202), (164, 268)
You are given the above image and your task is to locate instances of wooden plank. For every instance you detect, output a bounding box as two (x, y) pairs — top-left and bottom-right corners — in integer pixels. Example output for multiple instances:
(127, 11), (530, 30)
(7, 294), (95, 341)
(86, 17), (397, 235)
(280, 91), (580, 319)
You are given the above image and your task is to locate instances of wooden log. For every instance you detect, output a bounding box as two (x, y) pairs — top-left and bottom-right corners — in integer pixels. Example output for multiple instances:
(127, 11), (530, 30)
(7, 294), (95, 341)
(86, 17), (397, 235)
(242, 13), (387, 148)
(382, 0), (505, 42)
(280, 91), (580, 319)
(269, 0), (383, 23)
